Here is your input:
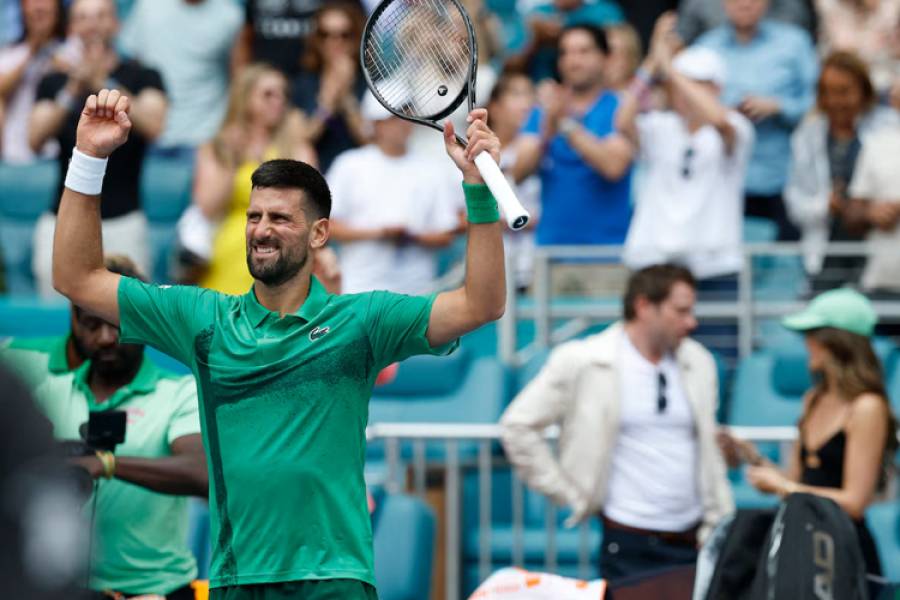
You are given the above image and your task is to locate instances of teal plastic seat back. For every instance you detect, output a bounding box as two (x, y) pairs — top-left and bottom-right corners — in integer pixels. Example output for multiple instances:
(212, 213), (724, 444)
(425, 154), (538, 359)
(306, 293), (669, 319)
(139, 157), (192, 223)
(373, 494), (436, 600)
(0, 161), (59, 294)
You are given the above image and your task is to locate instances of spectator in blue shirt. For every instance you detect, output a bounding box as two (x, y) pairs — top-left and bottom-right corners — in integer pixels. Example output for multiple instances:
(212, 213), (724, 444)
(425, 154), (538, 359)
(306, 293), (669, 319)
(507, 0), (623, 82)
(512, 24), (634, 247)
(696, 0), (818, 240)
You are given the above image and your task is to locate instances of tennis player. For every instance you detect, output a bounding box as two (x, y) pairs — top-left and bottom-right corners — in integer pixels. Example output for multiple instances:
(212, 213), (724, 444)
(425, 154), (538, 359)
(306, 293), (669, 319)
(52, 89), (506, 600)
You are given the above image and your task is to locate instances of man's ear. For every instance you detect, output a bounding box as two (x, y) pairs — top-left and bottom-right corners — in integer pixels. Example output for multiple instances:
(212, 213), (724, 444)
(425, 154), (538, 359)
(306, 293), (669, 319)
(633, 295), (652, 320)
(310, 218), (330, 250)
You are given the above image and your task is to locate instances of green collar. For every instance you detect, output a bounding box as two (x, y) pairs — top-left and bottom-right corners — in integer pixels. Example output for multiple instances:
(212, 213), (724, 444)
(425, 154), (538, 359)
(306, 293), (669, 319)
(47, 334), (72, 374)
(73, 354), (162, 411)
(244, 276), (330, 328)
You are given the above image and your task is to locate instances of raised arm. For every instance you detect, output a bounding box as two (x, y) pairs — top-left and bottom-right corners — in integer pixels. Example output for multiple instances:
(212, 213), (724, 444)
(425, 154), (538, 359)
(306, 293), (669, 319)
(52, 90), (134, 325)
(426, 109), (506, 347)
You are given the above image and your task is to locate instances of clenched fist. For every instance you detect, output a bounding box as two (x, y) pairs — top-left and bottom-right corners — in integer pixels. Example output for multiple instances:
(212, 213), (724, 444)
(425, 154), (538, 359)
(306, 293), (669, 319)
(76, 88), (132, 159)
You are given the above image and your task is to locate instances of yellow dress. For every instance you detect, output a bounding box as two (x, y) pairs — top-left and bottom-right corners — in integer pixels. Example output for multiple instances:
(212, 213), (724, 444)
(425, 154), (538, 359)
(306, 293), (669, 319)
(199, 153), (274, 295)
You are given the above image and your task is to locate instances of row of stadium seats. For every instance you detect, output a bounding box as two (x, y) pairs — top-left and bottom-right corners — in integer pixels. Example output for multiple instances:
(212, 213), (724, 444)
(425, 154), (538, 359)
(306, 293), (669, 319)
(186, 492), (437, 600)
(2, 283), (898, 592)
(0, 158), (192, 294)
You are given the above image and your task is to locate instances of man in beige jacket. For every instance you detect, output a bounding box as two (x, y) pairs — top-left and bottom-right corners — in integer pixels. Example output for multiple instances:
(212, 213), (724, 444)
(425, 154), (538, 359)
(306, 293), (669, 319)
(501, 264), (733, 582)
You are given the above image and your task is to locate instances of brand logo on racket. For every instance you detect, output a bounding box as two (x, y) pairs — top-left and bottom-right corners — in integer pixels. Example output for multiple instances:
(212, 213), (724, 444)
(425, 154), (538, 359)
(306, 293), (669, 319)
(309, 326), (330, 341)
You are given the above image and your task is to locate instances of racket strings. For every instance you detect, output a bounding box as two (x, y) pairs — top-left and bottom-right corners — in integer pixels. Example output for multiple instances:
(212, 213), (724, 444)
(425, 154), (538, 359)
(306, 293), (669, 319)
(364, 0), (471, 119)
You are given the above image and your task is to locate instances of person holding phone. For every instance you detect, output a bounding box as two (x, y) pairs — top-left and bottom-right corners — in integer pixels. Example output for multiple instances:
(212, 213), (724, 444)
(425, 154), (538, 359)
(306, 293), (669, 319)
(718, 288), (898, 579)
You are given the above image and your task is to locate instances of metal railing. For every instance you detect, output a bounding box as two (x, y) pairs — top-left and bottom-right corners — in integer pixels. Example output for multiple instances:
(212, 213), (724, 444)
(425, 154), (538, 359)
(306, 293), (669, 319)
(498, 242), (900, 367)
(366, 423), (800, 600)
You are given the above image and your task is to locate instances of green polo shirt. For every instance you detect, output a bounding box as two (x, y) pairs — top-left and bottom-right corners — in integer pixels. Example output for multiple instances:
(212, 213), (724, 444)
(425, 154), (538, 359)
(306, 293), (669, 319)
(1, 335), (72, 388)
(33, 356), (201, 595)
(117, 275), (457, 589)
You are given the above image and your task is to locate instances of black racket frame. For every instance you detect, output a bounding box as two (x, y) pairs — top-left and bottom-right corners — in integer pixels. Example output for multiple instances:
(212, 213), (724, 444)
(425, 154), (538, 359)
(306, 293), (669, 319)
(360, 0), (479, 146)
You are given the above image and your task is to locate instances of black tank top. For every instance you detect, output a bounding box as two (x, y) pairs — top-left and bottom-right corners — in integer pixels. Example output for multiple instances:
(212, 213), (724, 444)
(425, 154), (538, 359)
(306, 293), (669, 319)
(800, 430), (846, 488)
(800, 430), (883, 576)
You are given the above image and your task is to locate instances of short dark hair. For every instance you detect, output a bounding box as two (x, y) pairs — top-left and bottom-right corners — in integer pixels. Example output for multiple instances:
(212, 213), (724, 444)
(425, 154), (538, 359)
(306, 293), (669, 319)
(105, 254), (147, 282)
(560, 23), (609, 55)
(250, 159), (332, 219)
(623, 264), (696, 321)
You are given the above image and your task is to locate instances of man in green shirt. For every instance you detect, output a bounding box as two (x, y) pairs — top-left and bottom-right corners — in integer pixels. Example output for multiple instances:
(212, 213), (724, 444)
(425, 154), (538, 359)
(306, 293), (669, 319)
(5, 256), (209, 599)
(52, 88), (507, 599)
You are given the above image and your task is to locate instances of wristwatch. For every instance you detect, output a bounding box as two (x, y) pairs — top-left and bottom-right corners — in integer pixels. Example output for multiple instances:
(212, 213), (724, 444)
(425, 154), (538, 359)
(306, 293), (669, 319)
(558, 117), (579, 138)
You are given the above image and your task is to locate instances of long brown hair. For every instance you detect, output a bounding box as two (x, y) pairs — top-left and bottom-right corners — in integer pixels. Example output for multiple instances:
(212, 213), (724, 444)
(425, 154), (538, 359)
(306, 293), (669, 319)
(300, 2), (366, 74)
(211, 63), (299, 170)
(803, 327), (899, 487)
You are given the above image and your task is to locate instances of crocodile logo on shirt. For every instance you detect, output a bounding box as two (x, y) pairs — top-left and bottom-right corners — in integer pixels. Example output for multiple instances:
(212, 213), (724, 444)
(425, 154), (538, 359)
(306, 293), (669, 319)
(309, 326), (330, 341)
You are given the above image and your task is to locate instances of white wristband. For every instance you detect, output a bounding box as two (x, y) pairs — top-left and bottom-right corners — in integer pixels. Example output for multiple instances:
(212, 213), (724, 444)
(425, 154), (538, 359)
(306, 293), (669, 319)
(64, 148), (108, 196)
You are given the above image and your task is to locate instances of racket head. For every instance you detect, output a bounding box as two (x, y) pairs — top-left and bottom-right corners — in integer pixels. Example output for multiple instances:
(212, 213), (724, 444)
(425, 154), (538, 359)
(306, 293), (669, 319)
(360, 0), (478, 131)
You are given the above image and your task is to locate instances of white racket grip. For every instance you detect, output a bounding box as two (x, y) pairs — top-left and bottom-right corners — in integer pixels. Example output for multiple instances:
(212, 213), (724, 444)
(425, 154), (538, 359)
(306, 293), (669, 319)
(473, 151), (530, 231)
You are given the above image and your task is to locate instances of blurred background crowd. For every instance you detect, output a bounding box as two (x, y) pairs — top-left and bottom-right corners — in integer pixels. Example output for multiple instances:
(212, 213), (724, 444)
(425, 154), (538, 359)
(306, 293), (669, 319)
(2, 1), (900, 598)
(0, 0), (898, 303)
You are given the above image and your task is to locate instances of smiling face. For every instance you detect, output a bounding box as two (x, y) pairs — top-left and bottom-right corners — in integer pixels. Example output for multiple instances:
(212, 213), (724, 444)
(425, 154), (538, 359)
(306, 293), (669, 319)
(245, 187), (328, 288)
(819, 64), (869, 129)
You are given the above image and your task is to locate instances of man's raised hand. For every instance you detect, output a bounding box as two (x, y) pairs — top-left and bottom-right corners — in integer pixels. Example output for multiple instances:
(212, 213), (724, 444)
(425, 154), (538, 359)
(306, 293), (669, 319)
(76, 89), (132, 159)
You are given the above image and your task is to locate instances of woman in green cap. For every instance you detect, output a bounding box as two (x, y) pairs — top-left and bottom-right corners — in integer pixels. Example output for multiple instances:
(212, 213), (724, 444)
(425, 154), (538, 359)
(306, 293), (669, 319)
(722, 288), (898, 578)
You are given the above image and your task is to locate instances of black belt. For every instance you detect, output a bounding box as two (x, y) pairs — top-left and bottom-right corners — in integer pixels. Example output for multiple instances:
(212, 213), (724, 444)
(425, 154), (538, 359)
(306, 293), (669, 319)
(601, 515), (699, 547)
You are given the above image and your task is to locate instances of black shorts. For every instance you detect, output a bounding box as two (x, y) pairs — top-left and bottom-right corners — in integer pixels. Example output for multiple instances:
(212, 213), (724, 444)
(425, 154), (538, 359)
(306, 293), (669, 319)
(210, 579), (378, 600)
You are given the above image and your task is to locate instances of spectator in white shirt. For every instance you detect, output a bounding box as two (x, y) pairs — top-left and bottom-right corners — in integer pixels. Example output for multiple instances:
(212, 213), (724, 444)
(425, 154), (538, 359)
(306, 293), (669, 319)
(325, 93), (462, 295)
(618, 14), (754, 293)
(846, 124), (900, 296)
(501, 264), (732, 583)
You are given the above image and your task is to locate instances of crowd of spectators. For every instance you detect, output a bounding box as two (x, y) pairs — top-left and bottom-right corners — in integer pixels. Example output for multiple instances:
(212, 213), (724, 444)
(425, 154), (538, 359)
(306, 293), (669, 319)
(1, 0), (900, 299)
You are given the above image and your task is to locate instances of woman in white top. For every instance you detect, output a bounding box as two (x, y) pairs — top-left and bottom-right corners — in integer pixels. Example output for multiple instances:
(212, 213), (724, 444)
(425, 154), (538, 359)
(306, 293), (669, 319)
(0, 0), (67, 162)
(784, 50), (899, 288)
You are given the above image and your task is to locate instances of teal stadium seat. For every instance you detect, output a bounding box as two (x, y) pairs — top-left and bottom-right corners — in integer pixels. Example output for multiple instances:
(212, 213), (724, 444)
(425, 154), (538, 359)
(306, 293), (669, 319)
(458, 350), (602, 595)
(0, 161), (58, 295)
(485, 0), (527, 52)
(866, 501), (900, 583)
(140, 157), (193, 282)
(373, 493), (436, 600)
(185, 493), (438, 597)
(367, 349), (508, 460)
(743, 216), (806, 301)
(462, 468), (601, 595)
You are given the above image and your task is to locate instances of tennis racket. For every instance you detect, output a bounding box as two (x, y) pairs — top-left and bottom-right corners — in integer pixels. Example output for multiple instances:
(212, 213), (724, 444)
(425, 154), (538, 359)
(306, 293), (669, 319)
(360, 0), (531, 230)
